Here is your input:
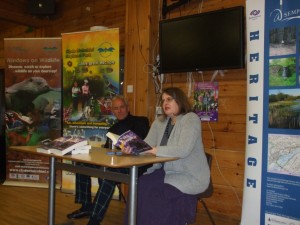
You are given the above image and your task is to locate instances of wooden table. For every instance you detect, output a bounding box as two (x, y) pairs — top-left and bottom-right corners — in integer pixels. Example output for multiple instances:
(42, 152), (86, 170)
(8, 146), (178, 225)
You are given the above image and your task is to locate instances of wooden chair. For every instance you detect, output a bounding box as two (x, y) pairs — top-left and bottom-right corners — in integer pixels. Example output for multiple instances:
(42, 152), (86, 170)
(197, 153), (216, 225)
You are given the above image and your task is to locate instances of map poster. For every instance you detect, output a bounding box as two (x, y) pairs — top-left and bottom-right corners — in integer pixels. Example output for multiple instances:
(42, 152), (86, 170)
(61, 28), (120, 192)
(193, 82), (218, 122)
(4, 38), (62, 186)
(242, 1), (300, 225)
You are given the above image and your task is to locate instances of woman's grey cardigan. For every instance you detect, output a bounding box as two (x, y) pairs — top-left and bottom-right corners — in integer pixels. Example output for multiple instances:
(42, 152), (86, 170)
(144, 112), (210, 195)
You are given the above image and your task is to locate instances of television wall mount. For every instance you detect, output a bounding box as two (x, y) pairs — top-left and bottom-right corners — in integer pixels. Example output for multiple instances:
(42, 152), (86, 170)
(162, 0), (190, 19)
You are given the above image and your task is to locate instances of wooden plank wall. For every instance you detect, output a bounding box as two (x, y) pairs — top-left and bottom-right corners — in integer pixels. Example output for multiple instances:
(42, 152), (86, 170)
(123, 0), (154, 116)
(0, 0), (247, 221)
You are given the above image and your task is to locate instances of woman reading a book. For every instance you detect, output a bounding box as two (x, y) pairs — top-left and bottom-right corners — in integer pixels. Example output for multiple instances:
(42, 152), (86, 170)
(122, 87), (211, 225)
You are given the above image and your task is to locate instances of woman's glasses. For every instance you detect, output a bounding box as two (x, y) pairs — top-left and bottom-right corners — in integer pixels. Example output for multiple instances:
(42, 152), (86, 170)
(161, 97), (174, 104)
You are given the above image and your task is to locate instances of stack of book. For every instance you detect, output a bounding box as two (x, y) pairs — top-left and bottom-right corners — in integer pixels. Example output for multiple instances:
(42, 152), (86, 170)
(37, 136), (91, 156)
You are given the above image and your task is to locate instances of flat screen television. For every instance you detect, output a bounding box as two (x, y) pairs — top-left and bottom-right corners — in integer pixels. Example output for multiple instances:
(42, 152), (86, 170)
(159, 6), (245, 73)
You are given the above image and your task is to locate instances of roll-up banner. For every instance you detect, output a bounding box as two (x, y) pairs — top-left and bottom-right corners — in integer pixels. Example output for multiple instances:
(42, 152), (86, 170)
(61, 28), (120, 193)
(4, 38), (62, 187)
(242, 1), (300, 224)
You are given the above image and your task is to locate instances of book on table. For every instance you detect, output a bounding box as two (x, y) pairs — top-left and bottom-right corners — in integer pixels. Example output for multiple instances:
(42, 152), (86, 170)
(37, 136), (89, 156)
(106, 130), (151, 155)
(71, 145), (91, 155)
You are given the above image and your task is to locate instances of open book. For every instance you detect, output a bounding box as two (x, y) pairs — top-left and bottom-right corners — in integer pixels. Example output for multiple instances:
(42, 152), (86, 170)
(106, 130), (151, 155)
(37, 136), (89, 156)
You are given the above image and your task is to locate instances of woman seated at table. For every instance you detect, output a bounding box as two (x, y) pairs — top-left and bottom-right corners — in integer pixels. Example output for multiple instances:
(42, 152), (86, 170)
(122, 87), (211, 225)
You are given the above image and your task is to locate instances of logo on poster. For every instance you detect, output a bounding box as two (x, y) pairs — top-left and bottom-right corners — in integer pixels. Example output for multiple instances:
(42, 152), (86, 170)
(270, 7), (300, 22)
(249, 9), (261, 20)
(98, 42), (115, 58)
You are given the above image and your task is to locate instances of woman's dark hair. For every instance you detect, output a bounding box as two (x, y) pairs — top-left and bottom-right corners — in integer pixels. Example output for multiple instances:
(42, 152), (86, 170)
(160, 87), (192, 116)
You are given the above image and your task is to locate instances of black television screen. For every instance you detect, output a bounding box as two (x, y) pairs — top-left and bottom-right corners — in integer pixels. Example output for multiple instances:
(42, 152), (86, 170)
(159, 6), (245, 73)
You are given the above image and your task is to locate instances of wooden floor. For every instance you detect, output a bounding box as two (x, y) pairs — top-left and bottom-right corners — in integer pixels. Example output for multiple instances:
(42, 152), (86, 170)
(0, 184), (240, 225)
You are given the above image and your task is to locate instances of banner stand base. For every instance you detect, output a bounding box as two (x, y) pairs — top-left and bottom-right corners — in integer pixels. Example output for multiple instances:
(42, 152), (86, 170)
(2, 180), (60, 189)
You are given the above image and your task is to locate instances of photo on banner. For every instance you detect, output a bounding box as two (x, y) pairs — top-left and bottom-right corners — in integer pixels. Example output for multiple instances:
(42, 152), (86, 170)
(4, 38), (62, 187)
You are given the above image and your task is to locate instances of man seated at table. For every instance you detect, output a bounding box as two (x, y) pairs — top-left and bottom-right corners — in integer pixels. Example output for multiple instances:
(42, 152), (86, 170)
(67, 95), (150, 225)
